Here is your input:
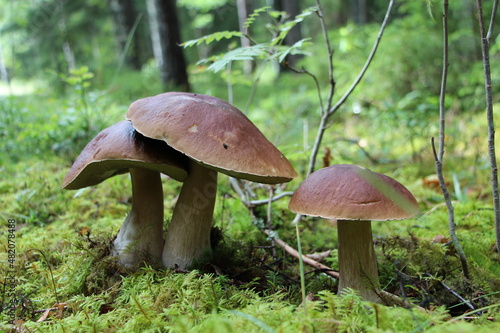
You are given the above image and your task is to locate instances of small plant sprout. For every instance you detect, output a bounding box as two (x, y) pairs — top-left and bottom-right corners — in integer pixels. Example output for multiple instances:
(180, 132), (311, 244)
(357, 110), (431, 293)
(126, 92), (297, 269)
(62, 120), (188, 267)
(289, 164), (419, 303)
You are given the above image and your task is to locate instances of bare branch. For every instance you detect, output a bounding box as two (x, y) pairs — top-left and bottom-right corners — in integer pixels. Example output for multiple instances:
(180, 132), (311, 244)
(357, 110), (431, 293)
(477, 0), (500, 255)
(248, 191), (294, 207)
(262, 228), (425, 310)
(307, 0), (394, 175)
(314, 0), (335, 114)
(486, 0), (499, 41)
(434, 0), (470, 277)
(327, 0), (395, 118)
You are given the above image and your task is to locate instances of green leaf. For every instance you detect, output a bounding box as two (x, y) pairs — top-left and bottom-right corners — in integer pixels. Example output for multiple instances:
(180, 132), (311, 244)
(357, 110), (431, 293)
(271, 6), (317, 46)
(274, 38), (312, 63)
(199, 44), (268, 72)
(243, 6), (271, 29)
(182, 30), (243, 48)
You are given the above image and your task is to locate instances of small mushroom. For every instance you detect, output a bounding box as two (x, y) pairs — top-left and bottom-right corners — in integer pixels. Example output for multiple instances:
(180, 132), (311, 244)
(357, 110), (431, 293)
(288, 164), (419, 303)
(62, 120), (188, 267)
(126, 92), (298, 268)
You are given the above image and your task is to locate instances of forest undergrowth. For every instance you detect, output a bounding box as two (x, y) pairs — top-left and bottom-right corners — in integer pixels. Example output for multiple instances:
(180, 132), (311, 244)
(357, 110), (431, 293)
(0, 84), (499, 331)
(1, 1), (500, 331)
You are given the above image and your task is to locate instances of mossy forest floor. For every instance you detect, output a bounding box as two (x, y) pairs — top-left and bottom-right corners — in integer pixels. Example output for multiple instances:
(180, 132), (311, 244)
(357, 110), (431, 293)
(1, 88), (500, 332)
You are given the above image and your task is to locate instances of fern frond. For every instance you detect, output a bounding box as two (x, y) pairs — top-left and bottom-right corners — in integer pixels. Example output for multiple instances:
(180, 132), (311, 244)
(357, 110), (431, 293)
(198, 44), (269, 73)
(182, 30), (243, 48)
(243, 6), (271, 29)
(271, 6), (317, 46)
(274, 38), (312, 63)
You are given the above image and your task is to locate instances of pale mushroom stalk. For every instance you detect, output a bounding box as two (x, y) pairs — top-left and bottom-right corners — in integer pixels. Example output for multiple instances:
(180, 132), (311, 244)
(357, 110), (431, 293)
(112, 167), (165, 267)
(62, 120), (188, 269)
(162, 160), (218, 268)
(337, 220), (380, 303)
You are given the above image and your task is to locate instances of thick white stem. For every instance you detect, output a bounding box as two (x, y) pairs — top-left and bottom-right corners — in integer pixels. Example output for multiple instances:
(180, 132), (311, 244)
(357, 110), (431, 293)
(162, 160), (217, 268)
(337, 219), (381, 303)
(112, 168), (165, 267)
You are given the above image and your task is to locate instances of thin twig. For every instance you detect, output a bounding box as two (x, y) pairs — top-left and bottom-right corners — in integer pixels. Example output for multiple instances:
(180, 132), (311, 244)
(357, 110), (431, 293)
(486, 0), (499, 40)
(263, 229), (337, 276)
(417, 200), (459, 220)
(327, 0), (395, 118)
(247, 192), (294, 207)
(307, 0), (395, 175)
(262, 229), (425, 310)
(314, 0), (335, 114)
(438, 280), (478, 313)
(33, 305), (69, 314)
(266, 186), (277, 259)
(433, 0), (470, 277)
(229, 178), (293, 207)
(284, 65), (325, 113)
(476, 0), (500, 255)
(231, 175), (423, 309)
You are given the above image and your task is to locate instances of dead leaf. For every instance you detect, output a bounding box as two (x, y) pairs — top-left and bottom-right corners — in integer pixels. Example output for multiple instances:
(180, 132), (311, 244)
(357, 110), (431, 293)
(322, 147), (333, 168)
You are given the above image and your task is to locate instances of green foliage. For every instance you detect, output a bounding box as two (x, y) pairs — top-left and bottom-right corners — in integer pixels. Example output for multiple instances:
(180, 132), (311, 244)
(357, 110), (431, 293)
(2, 1), (500, 331)
(199, 44), (268, 73)
(243, 6), (271, 29)
(182, 6), (316, 74)
(59, 66), (95, 88)
(182, 31), (243, 48)
(269, 6), (318, 47)
(178, 0), (229, 13)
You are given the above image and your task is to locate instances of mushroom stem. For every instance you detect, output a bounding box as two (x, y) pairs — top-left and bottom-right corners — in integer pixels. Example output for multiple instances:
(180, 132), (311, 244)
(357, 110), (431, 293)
(162, 160), (218, 268)
(337, 219), (381, 302)
(112, 168), (165, 267)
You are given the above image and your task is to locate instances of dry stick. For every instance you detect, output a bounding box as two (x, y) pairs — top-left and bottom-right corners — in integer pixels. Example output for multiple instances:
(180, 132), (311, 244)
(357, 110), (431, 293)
(230, 180), (421, 309)
(266, 186), (278, 260)
(476, 0), (500, 255)
(248, 191), (294, 207)
(262, 229), (425, 310)
(307, 0), (395, 175)
(228, 178), (293, 207)
(432, 0), (469, 278)
(438, 280), (477, 313)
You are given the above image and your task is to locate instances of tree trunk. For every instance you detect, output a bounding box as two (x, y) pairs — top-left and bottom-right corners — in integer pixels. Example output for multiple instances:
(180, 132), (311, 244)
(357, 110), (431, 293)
(146, 0), (190, 91)
(351, 0), (368, 24)
(236, 0), (253, 75)
(0, 41), (9, 84)
(58, 3), (76, 72)
(110, 0), (142, 70)
(274, 0), (303, 70)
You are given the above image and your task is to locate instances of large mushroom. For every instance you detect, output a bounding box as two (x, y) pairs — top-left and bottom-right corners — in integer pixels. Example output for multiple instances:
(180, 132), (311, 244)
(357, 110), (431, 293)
(126, 92), (298, 268)
(62, 120), (188, 267)
(288, 164), (419, 303)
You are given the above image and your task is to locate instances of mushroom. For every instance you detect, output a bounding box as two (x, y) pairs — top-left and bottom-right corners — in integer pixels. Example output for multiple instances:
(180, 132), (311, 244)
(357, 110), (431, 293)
(288, 164), (419, 303)
(126, 92), (298, 268)
(62, 120), (188, 267)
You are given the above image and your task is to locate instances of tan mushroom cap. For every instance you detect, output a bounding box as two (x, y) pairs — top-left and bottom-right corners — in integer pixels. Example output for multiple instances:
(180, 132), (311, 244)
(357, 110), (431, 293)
(289, 164), (419, 221)
(126, 92), (297, 184)
(62, 120), (188, 190)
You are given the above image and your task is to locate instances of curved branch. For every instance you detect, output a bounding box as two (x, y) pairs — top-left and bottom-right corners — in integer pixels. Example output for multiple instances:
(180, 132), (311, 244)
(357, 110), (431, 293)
(307, 0), (395, 175)
(327, 0), (394, 118)
(477, 0), (500, 256)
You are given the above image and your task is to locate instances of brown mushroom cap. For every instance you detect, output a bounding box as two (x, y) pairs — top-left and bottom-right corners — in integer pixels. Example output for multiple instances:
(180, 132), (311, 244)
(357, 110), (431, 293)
(62, 120), (188, 190)
(126, 92), (297, 184)
(289, 164), (419, 221)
